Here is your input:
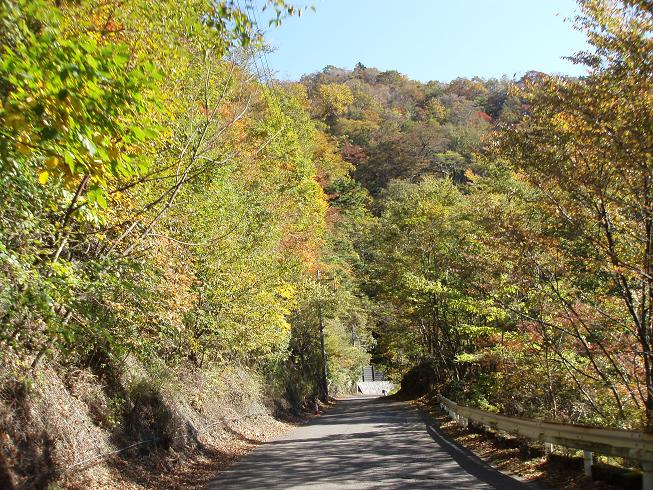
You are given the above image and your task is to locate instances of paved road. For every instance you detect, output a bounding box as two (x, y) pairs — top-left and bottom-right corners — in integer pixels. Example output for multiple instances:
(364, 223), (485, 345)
(207, 397), (535, 489)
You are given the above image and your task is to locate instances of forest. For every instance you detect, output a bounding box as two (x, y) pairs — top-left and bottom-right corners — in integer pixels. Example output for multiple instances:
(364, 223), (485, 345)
(1, 0), (653, 487)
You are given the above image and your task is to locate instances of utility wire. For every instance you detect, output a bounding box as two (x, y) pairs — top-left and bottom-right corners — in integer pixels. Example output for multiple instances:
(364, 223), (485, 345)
(235, 0), (268, 88)
(246, 0), (277, 88)
(240, 0), (286, 137)
(243, 0), (277, 90)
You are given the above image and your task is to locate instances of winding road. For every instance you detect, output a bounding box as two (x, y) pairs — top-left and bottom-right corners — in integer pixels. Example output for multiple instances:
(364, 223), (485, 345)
(207, 397), (536, 489)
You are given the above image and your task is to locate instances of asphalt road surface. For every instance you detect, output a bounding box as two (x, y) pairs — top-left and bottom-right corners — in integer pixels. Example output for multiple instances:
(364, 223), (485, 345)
(207, 397), (536, 489)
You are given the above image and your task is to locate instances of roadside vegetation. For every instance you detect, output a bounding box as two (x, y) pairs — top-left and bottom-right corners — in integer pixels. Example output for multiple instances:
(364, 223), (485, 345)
(1, 0), (652, 487)
(0, 1), (370, 486)
(315, 0), (653, 433)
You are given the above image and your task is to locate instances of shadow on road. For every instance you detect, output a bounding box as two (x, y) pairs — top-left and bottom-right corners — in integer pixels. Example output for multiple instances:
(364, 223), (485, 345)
(206, 397), (533, 489)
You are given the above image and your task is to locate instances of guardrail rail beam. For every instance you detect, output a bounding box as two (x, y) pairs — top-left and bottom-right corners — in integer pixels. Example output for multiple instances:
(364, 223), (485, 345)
(436, 394), (653, 490)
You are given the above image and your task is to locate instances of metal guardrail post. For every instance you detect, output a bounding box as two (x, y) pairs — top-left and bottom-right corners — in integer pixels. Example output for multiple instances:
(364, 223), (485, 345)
(544, 442), (554, 457)
(643, 462), (653, 490)
(583, 450), (593, 477)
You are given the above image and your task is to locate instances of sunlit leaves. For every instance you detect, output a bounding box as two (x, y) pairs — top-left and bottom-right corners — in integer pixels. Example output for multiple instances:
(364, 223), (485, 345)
(0, 18), (157, 213)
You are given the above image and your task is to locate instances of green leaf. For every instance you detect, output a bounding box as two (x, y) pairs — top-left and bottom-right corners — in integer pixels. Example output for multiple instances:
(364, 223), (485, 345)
(131, 126), (146, 142)
(64, 151), (75, 173)
(79, 135), (97, 156)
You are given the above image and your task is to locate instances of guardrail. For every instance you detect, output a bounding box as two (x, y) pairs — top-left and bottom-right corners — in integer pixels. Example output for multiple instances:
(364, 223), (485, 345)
(437, 394), (653, 490)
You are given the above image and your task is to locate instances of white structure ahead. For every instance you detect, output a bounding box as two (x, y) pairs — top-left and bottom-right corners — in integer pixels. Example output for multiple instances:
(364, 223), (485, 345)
(357, 380), (394, 396)
(357, 366), (394, 395)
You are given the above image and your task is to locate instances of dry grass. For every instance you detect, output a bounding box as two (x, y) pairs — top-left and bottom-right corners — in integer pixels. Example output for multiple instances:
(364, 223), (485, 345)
(64, 410), (298, 490)
(0, 363), (116, 488)
(0, 359), (306, 489)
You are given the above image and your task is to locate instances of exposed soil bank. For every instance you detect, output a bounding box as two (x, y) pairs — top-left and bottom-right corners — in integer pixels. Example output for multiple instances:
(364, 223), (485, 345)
(0, 359), (312, 489)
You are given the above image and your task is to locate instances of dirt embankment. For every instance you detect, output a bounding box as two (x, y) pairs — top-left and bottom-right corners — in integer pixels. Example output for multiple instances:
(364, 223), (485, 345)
(0, 359), (305, 489)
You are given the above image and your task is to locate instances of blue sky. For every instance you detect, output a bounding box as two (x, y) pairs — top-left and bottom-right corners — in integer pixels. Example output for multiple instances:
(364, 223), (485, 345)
(256, 0), (590, 82)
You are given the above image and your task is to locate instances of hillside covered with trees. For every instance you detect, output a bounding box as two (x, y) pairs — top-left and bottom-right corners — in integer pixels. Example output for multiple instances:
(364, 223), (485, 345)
(1, 0), (653, 487)
(300, 1), (653, 430)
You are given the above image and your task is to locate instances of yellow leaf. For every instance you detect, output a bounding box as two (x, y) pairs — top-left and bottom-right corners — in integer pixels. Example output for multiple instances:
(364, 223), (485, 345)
(45, 156), (60, 168)
(464, 168), (479, 182)
(38, 170), (49, 185)
(16, 142), (32, 155)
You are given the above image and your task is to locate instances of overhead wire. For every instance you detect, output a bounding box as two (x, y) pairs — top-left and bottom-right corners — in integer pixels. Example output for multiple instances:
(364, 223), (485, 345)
(240, 0), (287, 137)
(246, 0), (277, 88)
(235, 0), (268, 88)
